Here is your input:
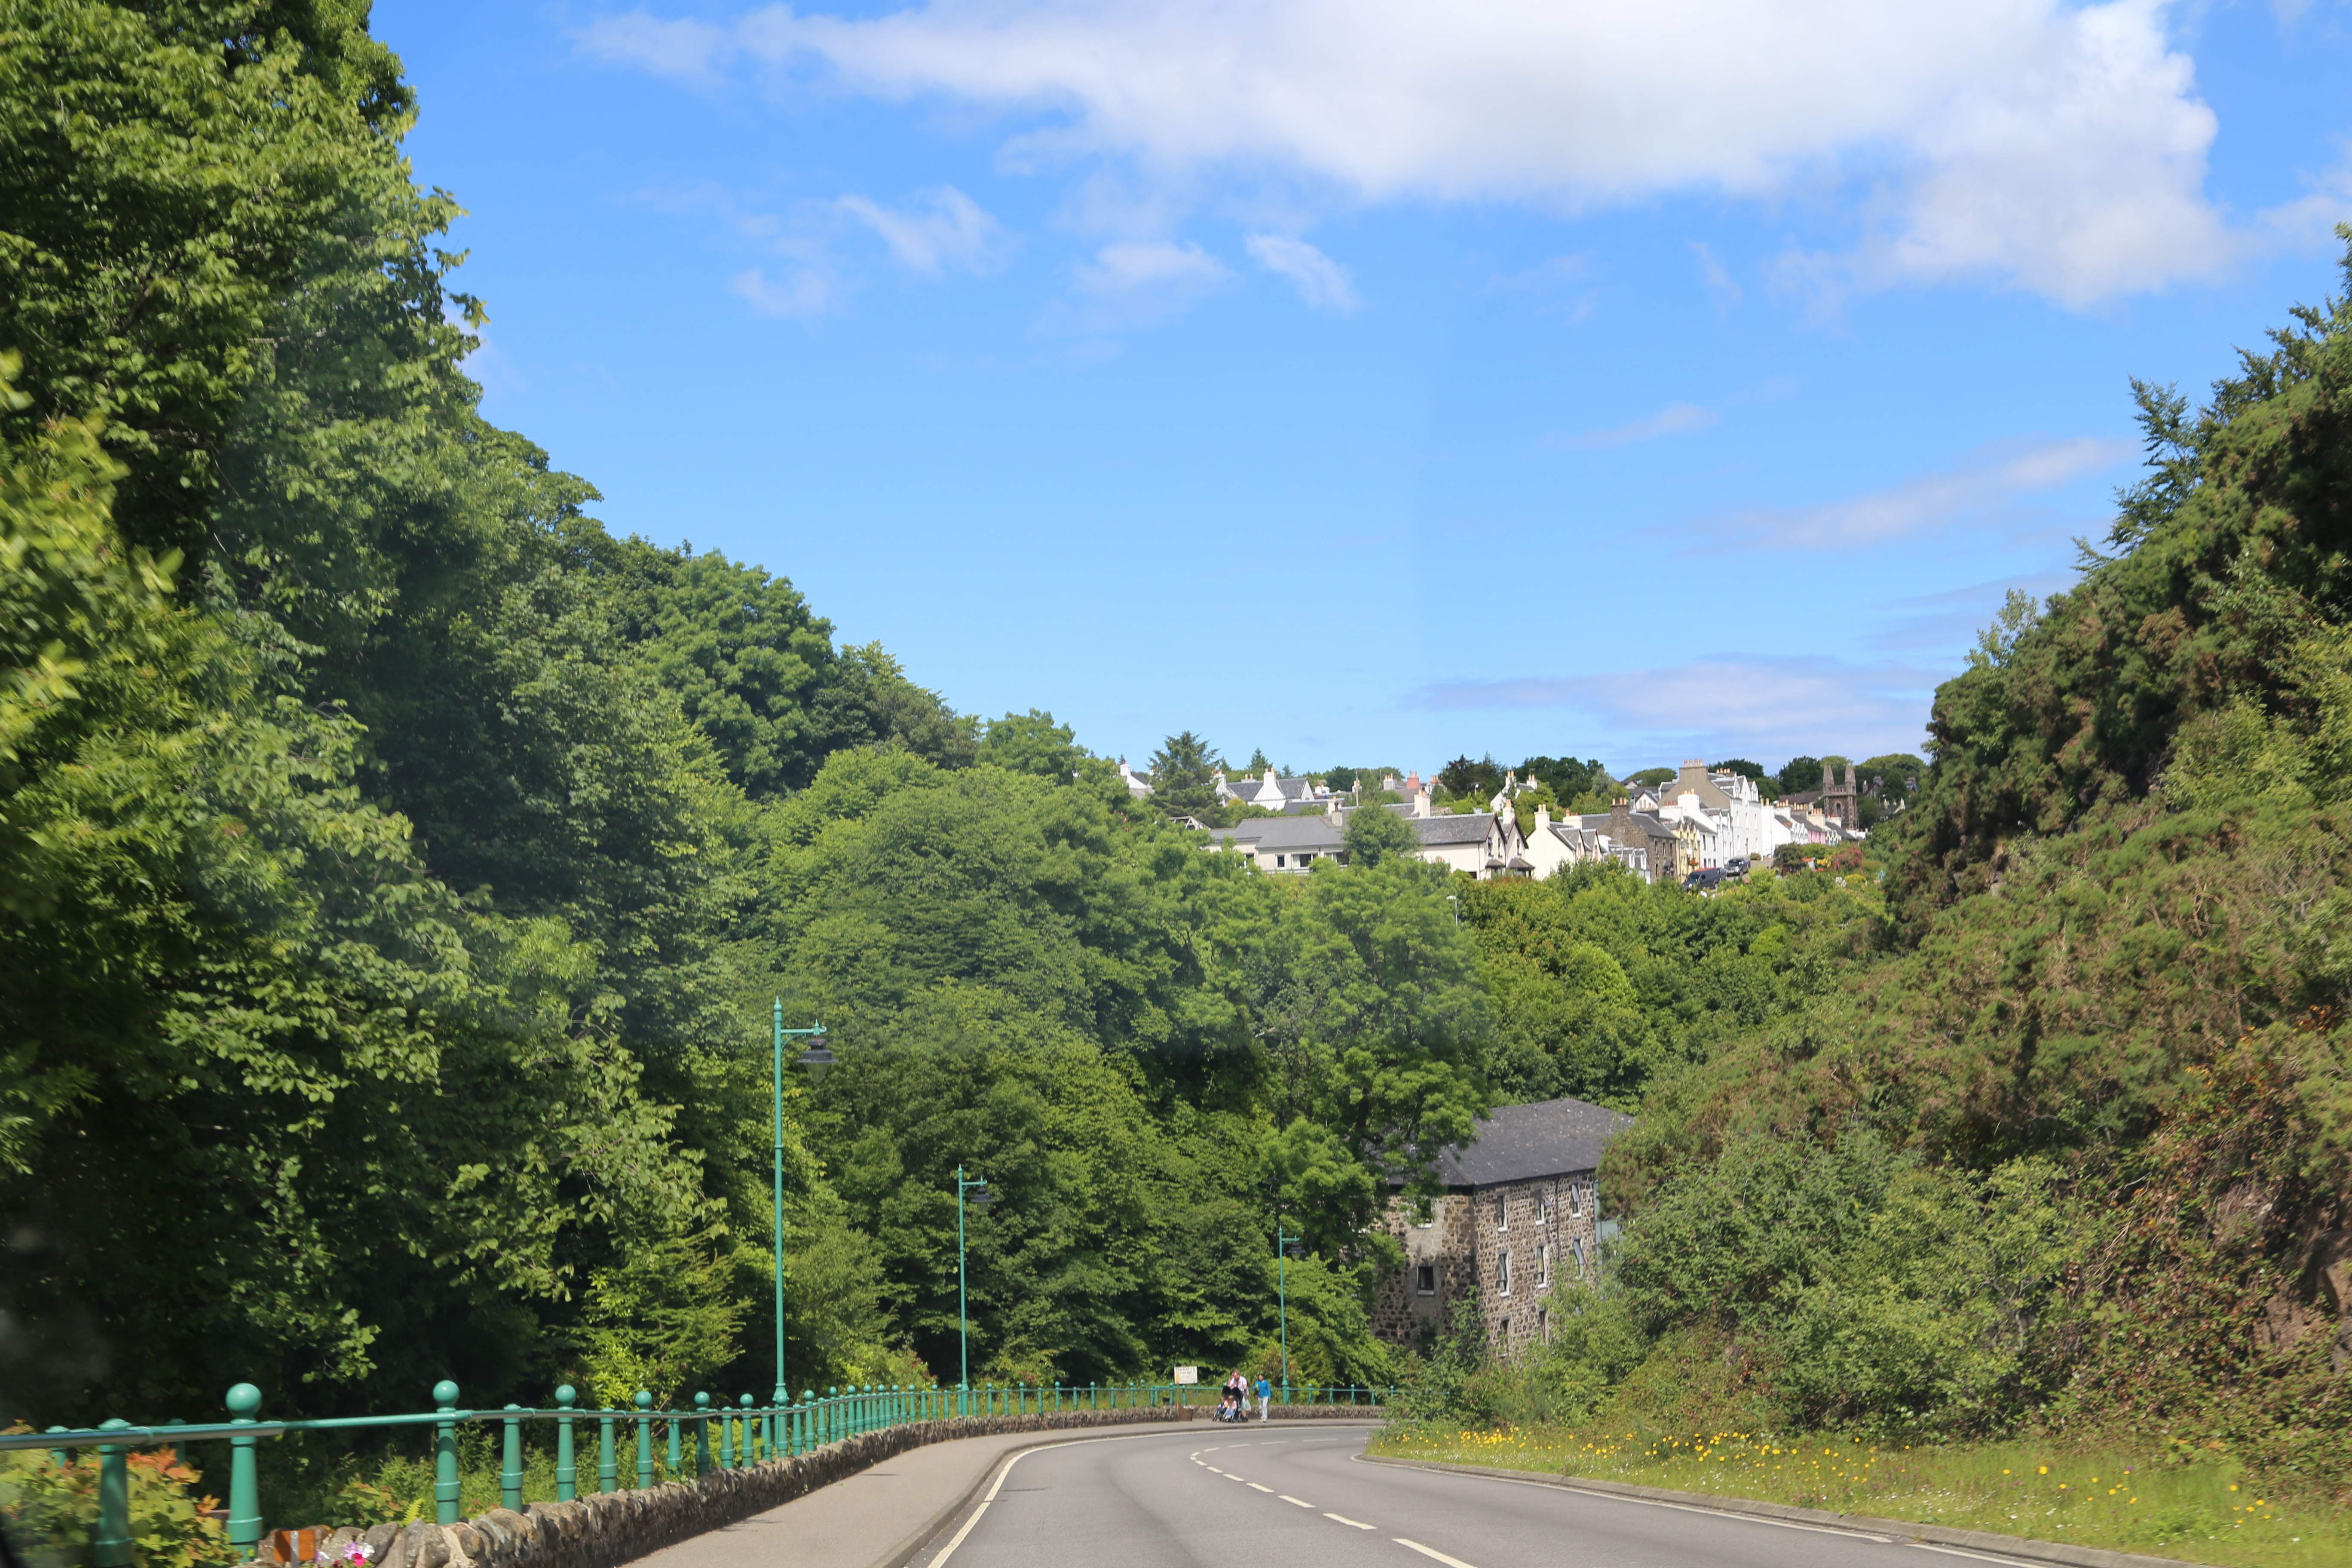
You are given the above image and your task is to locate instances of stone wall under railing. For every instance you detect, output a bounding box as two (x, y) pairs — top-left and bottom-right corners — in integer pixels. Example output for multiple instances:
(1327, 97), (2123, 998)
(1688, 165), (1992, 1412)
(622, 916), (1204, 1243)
(242, 1405), (1383, 1568)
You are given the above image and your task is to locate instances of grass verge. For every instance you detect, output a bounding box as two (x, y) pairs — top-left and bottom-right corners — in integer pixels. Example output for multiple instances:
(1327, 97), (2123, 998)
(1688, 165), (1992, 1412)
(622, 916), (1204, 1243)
(1367, 1425), (2348, 1568)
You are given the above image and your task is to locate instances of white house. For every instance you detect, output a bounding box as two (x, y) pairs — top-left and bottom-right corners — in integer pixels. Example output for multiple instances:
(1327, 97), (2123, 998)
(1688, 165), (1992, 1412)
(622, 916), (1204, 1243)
(1206, 795), (1535, 879)
(1215, 766), (1336, 813)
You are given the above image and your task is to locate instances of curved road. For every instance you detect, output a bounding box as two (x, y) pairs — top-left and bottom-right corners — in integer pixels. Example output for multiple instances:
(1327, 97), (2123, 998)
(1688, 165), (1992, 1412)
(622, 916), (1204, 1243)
(916, 1425), (2047, 1568)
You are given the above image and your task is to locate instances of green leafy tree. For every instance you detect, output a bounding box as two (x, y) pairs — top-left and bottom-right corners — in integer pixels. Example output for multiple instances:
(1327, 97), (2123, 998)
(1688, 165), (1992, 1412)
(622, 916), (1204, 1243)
(1436, 754), (1501, 800)
(1709, 758), (1767, 785)
(1341, 802), (1422, 869)
(600, 544), (846, 796)
(0, 0), (419, 565)
(1772, 755), (1824, 796)
(1520, 756), (1604, 802)
(576, 1219), (750, 1409)
(978, 709), (1090, 780)
(1244, 858), (1491, 1218)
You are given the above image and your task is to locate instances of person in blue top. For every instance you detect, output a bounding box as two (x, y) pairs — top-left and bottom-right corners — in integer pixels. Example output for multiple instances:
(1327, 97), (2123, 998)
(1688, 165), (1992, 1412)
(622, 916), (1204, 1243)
(1253, 1374), (1271, 1421)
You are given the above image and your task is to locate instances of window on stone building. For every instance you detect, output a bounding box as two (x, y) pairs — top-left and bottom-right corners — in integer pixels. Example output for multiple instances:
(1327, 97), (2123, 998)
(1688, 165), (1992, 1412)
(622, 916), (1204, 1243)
(1539, 1188), (1552, 1226)
(1568, 1181), (1584, 1218)
(1538, 1242), (1551, 1286)
(1537, 1305), (1548, 1340)
(1572, 1237), (1587, 1274)
(1496, 1249), (1511, 1295)
(1415, 1264), (1435, 1295)
(1493, 1189), (1507, 1231)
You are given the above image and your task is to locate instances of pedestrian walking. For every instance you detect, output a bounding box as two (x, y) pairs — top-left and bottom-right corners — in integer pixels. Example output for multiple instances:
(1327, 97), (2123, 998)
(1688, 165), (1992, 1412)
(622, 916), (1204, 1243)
(1254, 1373), (1271, 1421)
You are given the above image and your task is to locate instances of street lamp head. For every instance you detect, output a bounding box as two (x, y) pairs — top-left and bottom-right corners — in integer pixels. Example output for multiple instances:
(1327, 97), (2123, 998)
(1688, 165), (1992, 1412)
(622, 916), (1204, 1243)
(967, 1182), (993, 1209)
(796, 1042), (835, 1084)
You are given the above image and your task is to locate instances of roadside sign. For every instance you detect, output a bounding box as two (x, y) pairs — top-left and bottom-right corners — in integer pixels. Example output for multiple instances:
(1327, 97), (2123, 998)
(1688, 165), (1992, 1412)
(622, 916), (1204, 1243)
(1173, 1366), (1198, 1384)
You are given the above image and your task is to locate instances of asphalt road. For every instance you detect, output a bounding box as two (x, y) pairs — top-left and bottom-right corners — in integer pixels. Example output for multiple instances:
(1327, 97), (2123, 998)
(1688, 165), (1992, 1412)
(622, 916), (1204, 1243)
(916, 1424), (2053, 1568)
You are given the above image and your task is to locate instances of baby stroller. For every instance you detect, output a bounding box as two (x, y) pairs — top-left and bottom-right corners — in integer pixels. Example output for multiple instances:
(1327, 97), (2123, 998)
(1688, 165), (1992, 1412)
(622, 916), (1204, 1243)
(1214, 1384), (1246, 1421)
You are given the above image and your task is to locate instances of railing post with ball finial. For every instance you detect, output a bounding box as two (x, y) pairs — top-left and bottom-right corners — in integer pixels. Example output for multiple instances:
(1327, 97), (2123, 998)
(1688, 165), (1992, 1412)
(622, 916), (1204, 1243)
(434, 1381), (462, 1525)
(226, 1384), (263, 1560)
(555, 1386), (578, 1501)
(635, 1391), (655, 1490)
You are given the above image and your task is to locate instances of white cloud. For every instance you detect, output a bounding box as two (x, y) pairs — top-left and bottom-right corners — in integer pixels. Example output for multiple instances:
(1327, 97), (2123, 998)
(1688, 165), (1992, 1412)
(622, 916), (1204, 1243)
(1058, 239), (1231, 327)
(1691, 242), (1741, 311)
(2254, 147), (2352, 251)
(1078, 239), (1226, 293)
(576, 12), (729, 84)
(729, 266), (835, 316)
(1076, 239), (1227, 292)
(1245, 233), (1358, 310)
(1416, 655), (1939, 762)
(581, 0), (2245, 305)
(835, 186), (1011, 274)
(1868, 572), (2073, 653)
(1548, 402), (1717, 452)
(1698, 435), (2136, 551)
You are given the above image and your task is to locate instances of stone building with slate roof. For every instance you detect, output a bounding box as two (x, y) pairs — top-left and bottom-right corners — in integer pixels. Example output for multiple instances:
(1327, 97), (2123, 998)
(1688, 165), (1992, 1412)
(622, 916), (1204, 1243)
(1373, 1096), (1632, 1354)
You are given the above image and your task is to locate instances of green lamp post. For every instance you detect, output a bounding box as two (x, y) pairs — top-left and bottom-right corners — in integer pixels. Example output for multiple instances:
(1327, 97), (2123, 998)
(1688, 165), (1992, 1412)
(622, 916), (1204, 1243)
(774, 1001), (833, 1408)
(955, 1167), (992, 1399)
(1277, 1228), (1300, 1398)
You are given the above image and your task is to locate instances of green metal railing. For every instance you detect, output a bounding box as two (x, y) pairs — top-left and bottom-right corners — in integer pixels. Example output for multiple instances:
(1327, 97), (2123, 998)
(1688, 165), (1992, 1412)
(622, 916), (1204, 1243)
(5, 1380), (1391, 1564)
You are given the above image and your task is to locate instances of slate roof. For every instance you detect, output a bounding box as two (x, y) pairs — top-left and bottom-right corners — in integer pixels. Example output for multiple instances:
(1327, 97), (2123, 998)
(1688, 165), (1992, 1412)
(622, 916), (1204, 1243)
(1412, 813), (1494, 845)
(1231, 816), (1344, 851)
(1434, 1096), (1633, 1188)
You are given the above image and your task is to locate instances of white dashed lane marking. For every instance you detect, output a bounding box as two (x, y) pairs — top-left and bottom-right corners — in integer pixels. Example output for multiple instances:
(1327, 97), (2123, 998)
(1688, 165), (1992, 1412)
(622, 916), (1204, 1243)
(1394, 1540), (1481, 1568)
(1190, 1437), (1379, 1537)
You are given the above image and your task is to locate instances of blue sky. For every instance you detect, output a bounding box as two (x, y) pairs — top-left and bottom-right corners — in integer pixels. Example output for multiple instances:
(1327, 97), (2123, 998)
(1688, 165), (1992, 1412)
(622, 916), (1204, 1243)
(377, 0), (2352, 778)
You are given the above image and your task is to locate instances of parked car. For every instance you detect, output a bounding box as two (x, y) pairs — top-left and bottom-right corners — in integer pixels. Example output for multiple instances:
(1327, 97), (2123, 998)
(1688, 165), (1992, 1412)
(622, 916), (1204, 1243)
(1682, 867), (1727, 891)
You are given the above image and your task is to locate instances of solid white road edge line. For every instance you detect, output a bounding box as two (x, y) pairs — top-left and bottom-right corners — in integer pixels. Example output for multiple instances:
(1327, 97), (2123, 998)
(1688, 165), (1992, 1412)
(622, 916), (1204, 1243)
(1356, 1457), (1901, 1544)
(931, 1424), (1243, 1568)
(1324, 1514), (1375, 1530)
(926, 1501), (991, 1568)
(925, 1421), (1385, 1568)
(1909, 1546), (2066, 1568)
(1394, 1538), (1481, 1568)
